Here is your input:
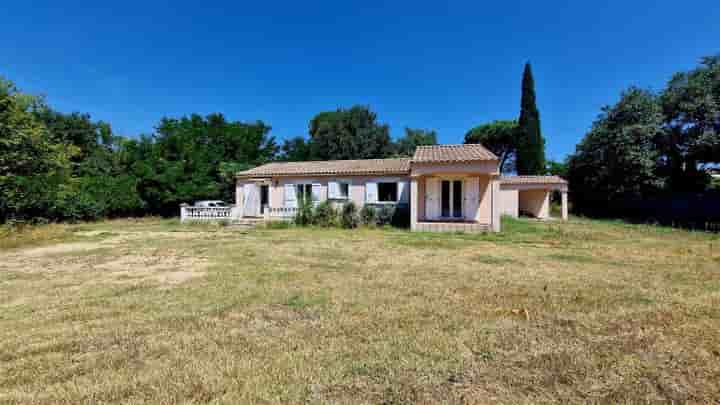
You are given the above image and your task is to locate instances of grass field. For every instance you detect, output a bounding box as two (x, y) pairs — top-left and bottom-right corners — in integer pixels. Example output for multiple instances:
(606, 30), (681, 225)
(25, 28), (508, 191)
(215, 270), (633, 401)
(1, 217), (719, 404)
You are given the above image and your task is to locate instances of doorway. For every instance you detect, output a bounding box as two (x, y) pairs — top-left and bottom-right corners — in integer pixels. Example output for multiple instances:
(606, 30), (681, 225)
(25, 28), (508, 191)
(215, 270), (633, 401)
(260, 184), (269, 214)
(441, 180), (463, 219)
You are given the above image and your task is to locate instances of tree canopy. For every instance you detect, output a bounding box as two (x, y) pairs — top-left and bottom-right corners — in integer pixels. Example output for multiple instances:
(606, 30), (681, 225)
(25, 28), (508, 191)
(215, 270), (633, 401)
(567, 87), (664, 215)
(464, 120), (518, 173)
(567, 54), (720, 218)
(516, 63), (546, 175)
(308, 106), (392, 160)
(392, 128), (438, 157)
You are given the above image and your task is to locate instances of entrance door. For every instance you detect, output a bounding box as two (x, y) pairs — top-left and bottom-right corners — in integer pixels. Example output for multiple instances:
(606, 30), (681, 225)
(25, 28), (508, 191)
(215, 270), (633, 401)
(441, 180), (451, 217)
(440, 180), (464, 219)
(260, 185), (269, 214)
(243, 184), (260, 217)
(452, 180), (463, 218)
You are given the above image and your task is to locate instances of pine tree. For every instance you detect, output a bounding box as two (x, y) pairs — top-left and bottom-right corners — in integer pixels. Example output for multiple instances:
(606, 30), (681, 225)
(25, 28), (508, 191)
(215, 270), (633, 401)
(516, 62), (546, 174)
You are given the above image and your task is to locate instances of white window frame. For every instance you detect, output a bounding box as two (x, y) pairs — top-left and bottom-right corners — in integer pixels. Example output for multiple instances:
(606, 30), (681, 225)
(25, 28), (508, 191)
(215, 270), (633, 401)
(329, 179), (351, 200)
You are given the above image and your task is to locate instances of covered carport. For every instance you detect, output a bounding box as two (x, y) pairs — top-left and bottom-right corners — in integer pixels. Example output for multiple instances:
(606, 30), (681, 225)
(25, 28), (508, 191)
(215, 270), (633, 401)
(499, 176), (568, 220)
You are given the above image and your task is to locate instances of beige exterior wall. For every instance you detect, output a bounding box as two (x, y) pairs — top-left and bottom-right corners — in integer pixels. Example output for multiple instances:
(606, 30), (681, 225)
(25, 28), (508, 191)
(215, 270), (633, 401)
(238, 175), (410, 211)
(477, 175), (492, 223)
(411, 161), (498, 177)
(518, 189), (550, 219)
(499, 189), (519, 218)
(413, 175), (492, 223)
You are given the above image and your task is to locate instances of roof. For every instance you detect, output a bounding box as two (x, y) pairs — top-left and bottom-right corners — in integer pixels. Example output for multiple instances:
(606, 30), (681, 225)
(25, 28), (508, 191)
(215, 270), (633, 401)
(500, 175), (568, 185)
(237, 144), (501, 178)
(412, 144), (498, 163)
(237, 158), (411, 178)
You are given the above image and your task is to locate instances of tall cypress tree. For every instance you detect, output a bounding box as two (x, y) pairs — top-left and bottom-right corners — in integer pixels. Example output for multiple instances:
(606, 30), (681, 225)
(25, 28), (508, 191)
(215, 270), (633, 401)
(516, 62), (546, 174)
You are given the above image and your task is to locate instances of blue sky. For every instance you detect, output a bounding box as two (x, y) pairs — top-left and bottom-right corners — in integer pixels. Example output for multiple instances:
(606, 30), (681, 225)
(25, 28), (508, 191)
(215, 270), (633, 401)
(3, 1), (719, 160)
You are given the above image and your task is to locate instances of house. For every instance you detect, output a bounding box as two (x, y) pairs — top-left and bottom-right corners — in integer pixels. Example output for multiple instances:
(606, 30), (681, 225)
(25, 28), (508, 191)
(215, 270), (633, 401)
(235, 144), (568, 232)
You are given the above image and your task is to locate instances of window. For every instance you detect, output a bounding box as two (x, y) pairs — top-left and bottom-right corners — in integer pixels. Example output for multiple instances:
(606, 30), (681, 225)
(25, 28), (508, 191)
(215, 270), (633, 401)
(378, 182), (398, 202)
(329, 181), (350, 199)
(296, 184), (312, 201)
(338, 182), (349, 199)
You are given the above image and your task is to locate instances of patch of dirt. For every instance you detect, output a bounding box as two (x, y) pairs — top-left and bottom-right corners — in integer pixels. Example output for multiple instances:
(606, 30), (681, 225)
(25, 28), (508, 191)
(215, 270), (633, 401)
(98, 253), (208, 286)
(0, 231), (210, 287)
(17, 242), (105, 257)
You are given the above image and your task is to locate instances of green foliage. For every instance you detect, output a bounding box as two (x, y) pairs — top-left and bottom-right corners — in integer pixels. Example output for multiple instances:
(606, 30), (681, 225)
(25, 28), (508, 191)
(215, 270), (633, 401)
(392, 128), (437, 157)
(312, 201), (339, 227)
(658, 55), (720, 191)
(516, 63), (546, 175)
(376, 205), (395, 226)
(568, 87), (664, 216)
(359, 205), (377, 226)
(134, 114), (277, 214)
(0, 78), (75, 222)
(293, 195), (314, 226)
(280, 136), (313, 161)
(309, 106), (392, 160)
(340, 202), (359, 229)
(464, 120), (518, 173)
(0, 75), (280, 223)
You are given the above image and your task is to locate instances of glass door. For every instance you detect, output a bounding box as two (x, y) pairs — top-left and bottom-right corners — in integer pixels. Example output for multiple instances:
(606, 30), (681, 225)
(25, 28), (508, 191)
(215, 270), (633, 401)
(441, 181), (451, 218)
(440, 180), (463, 219)
(452, 180), (463, 218)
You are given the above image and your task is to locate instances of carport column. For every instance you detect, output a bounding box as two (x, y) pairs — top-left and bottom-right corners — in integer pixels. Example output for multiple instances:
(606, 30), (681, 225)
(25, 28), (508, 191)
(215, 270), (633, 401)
(410, 177), (418, 231)
(491, 179), (501, 232)
(561, 190), (568, 221)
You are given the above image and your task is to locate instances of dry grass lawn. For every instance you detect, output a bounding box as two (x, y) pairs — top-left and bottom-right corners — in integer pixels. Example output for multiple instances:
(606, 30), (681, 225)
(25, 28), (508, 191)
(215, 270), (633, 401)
(1, 217), (719, 404)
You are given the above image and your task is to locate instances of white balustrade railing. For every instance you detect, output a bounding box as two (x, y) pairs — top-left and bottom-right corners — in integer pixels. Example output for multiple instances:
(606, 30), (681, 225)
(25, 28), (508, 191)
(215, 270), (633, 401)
(180, 205), (240, 222)
(264, 206), (297, 220)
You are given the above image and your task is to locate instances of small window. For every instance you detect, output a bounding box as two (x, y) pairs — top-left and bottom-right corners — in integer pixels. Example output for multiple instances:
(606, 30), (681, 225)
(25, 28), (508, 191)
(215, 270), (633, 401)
(378, 182), (398, 202)
(338, 182), (349, 199)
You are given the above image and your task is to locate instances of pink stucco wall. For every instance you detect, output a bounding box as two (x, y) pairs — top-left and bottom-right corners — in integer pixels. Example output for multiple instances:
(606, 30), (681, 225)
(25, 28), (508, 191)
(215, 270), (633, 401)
(518, 189), (550, 219)
(238, 173), (495, 224)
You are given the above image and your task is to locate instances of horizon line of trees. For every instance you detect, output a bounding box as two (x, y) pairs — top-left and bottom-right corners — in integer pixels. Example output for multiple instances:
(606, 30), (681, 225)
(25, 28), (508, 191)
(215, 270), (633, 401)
(3, 55), (718, 225)
(0, 78), (442, 223)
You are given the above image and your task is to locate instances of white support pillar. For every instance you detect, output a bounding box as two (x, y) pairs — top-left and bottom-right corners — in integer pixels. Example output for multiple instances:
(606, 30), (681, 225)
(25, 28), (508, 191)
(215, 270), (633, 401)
(491, 179), (501, 232)
(180, 203), (188, 223)
(410, 177), (418, 231)
(561, 190), (568, 221)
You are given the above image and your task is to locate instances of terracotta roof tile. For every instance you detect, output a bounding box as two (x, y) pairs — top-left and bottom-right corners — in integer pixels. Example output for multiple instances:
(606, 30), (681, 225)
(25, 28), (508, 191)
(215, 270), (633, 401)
(237, 158), (411, 178)
(500, 175), (568, 185)
(412, 144), (498, 163)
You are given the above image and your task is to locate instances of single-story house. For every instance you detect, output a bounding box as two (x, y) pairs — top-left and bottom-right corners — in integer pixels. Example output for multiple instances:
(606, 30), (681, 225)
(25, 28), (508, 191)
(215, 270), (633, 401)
(236, 144), (568, 232)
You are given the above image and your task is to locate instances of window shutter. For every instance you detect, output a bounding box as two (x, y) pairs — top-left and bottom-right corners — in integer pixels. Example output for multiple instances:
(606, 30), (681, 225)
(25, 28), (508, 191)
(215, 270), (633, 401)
(311, 184), (321, 201)
(284, 184), (297, 208)
(398, 181), (409, 203)
(365, 182), (378, 203)
(328, 181), (338, 199)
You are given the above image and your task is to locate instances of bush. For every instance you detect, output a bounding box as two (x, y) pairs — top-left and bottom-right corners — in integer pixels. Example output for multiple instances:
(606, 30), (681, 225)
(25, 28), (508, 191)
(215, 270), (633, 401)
(391, 204), (410, 228)
(340, 202), (359, 229)
(359, 205), (377, 226)
(376, 205), (395, 226)
(313, 201), (338, 227)
(293, 195), (314, 226)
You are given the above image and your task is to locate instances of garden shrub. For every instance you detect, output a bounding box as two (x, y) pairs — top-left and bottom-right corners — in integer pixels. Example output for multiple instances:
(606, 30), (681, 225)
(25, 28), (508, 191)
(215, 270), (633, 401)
(359, 205), (377, 226)
(376, 205), (395, 226)
(340, 202), (359, 229)
(391, 204), (411, 228)
(313, 201), (338, 227)
(294, 195), (314, 226)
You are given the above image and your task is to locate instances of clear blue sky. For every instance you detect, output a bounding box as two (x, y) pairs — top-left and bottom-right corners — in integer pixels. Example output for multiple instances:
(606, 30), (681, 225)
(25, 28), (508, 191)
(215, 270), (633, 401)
(3, 1), (719, 160)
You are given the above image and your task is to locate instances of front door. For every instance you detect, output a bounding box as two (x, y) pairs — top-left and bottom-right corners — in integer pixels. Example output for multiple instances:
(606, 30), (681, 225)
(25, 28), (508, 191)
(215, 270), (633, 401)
(440, 180), (464, 219)
(243, 184), (260, 217)
(260, 185), (269, 214)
